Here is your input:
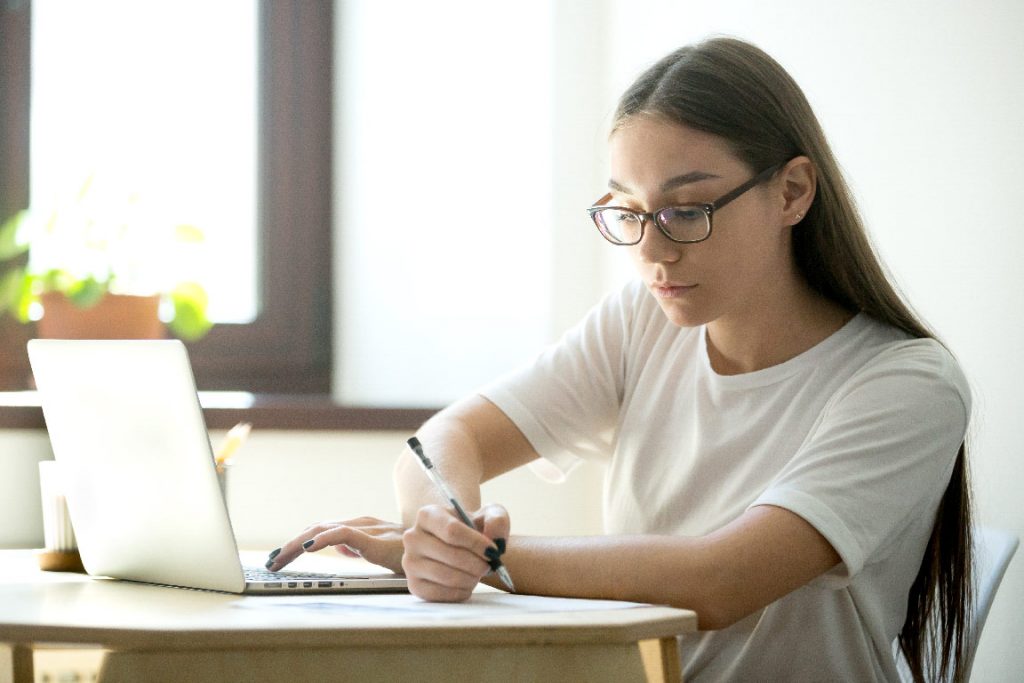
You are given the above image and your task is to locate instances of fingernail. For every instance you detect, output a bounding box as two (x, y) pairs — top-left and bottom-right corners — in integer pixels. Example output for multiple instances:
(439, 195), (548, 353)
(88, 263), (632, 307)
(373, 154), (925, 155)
(494, 538), (506, 554)
(484, 547), (502, 572)
(302, 539), (315, 550)
(268, 547), (281, 560)
(265, 559), (276, 570)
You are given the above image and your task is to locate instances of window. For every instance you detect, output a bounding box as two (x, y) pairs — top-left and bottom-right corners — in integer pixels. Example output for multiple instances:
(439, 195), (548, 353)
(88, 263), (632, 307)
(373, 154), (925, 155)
(2, 1), (615, 417)
(0, 1), (333, 394)
(31, 1), (258, 324)
(0, 1), (33, 389)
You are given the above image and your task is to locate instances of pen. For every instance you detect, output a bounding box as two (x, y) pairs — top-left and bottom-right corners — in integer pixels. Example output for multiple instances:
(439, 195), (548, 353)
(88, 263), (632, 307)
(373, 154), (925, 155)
(215, 422), (251, 473)
(406, 436), (515, 592)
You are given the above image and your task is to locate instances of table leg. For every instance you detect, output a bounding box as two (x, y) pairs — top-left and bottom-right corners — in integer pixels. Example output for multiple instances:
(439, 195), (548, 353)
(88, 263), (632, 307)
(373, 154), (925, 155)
(639, 637), (682, 683)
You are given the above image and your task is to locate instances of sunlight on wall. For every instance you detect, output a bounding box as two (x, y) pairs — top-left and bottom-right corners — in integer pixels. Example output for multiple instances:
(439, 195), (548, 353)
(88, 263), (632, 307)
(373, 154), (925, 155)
(333, 2), (557, 406)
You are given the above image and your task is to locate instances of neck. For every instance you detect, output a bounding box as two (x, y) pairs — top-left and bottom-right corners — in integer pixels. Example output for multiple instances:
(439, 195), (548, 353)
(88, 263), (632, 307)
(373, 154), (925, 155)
(705, 278), (853, 375)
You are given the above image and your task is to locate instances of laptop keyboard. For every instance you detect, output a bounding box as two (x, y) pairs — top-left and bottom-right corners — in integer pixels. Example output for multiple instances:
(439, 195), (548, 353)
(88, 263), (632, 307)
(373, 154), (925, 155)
(244, 567), (365, 582)
(241, 565), (408, 593)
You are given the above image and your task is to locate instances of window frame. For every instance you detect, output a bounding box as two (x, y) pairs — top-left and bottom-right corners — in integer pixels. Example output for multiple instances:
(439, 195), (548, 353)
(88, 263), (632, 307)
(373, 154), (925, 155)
(0, 1), (334, 395)
(0, 0), (32, 390)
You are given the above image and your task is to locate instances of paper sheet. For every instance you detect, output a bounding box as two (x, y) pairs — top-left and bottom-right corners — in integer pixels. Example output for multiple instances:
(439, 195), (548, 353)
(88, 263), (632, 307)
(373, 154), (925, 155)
(236, 592), (649, 620)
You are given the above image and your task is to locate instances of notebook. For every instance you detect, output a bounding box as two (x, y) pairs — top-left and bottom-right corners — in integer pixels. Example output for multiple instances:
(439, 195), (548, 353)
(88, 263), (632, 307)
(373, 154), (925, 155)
(27, 338), (408, 595)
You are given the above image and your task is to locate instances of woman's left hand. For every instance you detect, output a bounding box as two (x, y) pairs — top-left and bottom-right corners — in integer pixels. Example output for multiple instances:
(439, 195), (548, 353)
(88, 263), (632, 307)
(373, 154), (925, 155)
(266, 516), (406, 574)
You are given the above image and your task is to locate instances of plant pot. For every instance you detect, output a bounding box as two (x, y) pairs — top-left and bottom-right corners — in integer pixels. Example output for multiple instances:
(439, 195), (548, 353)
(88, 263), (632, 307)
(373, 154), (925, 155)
(37, 292), (165, 340)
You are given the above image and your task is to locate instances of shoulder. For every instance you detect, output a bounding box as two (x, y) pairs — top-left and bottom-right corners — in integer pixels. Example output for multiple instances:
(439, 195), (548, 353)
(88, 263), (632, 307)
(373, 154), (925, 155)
(855, 317), (968, 394)
(832, 316), (972, 421)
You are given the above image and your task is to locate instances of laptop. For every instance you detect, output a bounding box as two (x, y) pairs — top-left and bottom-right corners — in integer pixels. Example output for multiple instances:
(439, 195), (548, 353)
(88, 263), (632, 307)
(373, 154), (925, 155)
(27, 338), (408, 595)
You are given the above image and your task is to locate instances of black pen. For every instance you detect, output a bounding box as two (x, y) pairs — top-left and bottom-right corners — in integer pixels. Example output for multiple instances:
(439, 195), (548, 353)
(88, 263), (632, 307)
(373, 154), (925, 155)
(407, 437), (515, 592)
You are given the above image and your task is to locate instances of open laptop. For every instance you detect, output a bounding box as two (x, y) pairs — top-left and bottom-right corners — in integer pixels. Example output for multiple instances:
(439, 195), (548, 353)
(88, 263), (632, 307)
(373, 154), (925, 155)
(27, 338), (408, 595)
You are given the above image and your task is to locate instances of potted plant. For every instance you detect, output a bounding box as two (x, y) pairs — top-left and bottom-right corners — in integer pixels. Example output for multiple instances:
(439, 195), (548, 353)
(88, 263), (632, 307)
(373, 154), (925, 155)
(0, 176), (213, 341)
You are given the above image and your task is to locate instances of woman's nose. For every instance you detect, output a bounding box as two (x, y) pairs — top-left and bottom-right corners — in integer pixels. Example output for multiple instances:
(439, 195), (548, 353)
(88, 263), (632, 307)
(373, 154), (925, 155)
(634, 218), (682, 264)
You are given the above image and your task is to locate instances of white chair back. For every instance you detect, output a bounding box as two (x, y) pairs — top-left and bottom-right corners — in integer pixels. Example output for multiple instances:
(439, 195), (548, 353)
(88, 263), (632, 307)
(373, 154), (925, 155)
(895, 526), (1018, 682)
(963, 527), (1019, 679)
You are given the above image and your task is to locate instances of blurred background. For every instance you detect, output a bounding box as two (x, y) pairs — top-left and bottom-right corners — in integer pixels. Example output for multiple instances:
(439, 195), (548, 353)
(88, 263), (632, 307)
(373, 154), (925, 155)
(1, 1), (1021, 679)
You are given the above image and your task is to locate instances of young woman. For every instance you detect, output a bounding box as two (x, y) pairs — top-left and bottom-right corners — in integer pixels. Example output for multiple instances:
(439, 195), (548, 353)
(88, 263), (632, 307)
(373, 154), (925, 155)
(270, 37), (972, 682)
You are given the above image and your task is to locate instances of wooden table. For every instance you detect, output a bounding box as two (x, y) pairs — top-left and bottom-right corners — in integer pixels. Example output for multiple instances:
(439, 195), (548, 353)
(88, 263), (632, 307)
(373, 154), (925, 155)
(0, 551), (696, 682)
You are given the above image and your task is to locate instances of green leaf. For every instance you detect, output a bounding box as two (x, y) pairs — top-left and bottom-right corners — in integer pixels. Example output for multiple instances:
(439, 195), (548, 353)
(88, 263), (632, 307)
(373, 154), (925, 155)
(168, 281), (213, 341)
(66, 276), (108, 308)
(39, 269), (66, 292)
(0, 266), (25, 316)
(0, 211), (30, 260)
(14, 272), (37, 323)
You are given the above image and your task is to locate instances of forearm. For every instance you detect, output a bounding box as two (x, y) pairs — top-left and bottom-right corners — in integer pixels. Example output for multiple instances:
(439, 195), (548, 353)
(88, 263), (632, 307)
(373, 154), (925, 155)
(395, 394), (540, 528)
(489, 534), (726, 625)
(488, 506), (841, 630)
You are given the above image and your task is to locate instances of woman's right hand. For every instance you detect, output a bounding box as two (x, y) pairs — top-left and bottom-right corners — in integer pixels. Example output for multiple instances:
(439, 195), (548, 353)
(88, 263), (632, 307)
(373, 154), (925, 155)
(401, 503), (511, 602)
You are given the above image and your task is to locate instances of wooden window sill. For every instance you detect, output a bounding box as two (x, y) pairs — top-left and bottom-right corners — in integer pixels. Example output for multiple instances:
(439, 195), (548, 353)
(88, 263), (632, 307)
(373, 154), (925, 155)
(0, 392), (438, 431)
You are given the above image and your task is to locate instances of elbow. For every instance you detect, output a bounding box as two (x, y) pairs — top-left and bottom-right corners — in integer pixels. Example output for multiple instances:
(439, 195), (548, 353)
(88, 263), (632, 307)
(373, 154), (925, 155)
(692, 602), (754, 631)
(670, 580), (763, 631)
(393, 448), (422, 525)
(393, 447), (416, 481)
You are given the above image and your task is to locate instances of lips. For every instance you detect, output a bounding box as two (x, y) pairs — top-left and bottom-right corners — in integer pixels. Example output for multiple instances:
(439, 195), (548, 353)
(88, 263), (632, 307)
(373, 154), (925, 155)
(651, 282), (697, 298)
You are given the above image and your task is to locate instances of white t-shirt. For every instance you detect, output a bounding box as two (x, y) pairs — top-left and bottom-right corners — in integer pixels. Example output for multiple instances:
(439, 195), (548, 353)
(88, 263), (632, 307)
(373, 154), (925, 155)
(480, 278), (970, 682)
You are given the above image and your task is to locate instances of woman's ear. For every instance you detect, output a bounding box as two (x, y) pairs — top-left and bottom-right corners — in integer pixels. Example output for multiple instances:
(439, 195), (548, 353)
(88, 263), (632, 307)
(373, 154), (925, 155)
(779, 156), (816, 225)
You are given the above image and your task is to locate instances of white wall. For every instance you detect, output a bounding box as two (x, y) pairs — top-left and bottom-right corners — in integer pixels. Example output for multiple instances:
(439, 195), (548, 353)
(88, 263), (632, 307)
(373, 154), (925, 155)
(330, 1), (627, 408)
(0, 429), (604, 551)
(223, 430), (604, 546)
(0, 431), (52, 547)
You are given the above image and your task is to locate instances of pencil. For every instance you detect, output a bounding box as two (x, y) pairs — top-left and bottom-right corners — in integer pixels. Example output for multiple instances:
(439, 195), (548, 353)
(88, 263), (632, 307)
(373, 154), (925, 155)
(215, 422), (251, 472)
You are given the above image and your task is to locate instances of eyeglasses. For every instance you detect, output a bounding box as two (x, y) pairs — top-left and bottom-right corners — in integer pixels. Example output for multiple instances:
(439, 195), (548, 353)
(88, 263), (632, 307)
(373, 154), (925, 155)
(587, 162), (784, 246)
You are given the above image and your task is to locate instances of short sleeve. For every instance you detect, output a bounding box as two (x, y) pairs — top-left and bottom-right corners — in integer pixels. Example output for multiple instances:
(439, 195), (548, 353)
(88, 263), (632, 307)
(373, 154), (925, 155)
(479, 281), (641, 475)
(750, 340), (971, 585)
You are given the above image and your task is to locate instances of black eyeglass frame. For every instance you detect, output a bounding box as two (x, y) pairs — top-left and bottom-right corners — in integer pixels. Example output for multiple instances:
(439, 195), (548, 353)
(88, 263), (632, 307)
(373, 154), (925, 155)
(587, 161), (786, 246)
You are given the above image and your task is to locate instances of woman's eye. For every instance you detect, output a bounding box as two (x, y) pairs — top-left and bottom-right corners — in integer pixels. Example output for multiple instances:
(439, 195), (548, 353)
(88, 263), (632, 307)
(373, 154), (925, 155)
(669, 207), (704, 221)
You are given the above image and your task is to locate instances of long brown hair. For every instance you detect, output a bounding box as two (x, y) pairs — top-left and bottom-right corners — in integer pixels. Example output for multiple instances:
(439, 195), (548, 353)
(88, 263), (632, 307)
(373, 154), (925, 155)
(613, 36), (973, 682)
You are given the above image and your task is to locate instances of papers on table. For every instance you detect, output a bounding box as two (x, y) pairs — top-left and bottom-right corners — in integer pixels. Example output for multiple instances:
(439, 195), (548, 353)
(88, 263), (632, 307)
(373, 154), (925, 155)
(235, 592), (649, 620)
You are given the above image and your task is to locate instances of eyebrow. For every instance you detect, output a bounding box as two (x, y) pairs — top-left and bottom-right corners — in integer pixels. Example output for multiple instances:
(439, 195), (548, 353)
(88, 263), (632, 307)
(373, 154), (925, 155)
(608, 170), (720, 195)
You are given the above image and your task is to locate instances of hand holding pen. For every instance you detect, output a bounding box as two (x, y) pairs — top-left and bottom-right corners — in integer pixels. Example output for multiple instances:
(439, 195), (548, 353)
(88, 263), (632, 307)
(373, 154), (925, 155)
(407, 437), (515, 592)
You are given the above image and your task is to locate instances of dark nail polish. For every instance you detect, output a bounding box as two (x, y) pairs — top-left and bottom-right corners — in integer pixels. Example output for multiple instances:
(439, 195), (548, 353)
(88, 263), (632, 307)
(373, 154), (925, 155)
(484, 546), (503, 571)
(302, 539), (315, 550)
(484, 553), (502, 572)
(268, 547), (281, 560)
(265, 559), (276, 570)
(494, 538), (506, 554)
